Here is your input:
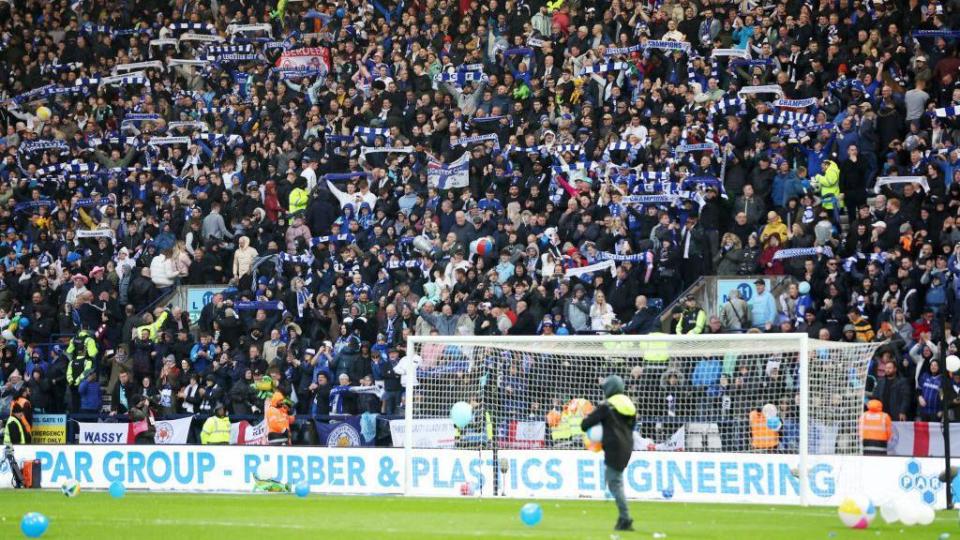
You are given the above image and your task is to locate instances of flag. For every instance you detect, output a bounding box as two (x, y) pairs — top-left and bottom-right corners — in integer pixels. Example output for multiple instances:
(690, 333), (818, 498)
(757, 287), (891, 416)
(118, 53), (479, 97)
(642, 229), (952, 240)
(230, 419), (268, 445)
(314, 416), (374, 447)
(888, 421), (960, 457)
(427, 153), (470, 190)
(276, 47), (330, 77)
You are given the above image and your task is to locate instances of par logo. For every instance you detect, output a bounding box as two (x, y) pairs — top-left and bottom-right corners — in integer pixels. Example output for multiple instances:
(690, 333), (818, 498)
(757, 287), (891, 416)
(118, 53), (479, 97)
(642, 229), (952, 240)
(154, 421), (174, 444)
(899, 460), (940, 504)
(327, 423), (361, 447)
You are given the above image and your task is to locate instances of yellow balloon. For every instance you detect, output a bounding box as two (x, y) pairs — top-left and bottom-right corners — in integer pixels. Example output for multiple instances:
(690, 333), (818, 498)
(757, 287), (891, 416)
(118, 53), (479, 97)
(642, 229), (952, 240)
(36, 106), (51, 121)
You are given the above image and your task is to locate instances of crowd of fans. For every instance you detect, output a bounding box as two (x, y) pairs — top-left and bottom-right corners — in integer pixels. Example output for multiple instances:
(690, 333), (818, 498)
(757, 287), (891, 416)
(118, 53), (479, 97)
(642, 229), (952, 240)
(0, 0), (956, 439)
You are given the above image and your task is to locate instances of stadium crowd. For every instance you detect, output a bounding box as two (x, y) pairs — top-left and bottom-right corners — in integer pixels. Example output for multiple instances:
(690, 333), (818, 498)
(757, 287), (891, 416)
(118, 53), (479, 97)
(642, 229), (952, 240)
(0, 0), (957, 440)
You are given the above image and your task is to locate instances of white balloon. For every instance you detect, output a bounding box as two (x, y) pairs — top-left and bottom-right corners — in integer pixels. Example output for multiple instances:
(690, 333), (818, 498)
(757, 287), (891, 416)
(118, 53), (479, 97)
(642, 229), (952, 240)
(879, 501), (899, 524)
(761, 403), (778, 418)
(918, 504), (936, 526)
(948, 355), (960, 373)
(898, 501), (919, 526)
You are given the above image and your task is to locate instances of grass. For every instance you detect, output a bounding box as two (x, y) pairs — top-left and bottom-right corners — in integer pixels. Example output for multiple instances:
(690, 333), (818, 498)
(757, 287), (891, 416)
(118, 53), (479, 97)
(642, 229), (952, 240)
(0, 491), (956, 539)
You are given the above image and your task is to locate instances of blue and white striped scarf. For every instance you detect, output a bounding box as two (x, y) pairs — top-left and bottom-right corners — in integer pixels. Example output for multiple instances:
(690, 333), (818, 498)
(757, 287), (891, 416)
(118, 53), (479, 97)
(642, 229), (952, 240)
(167, 22), (216, 34)
(772, 246), (833, 261)
(310, 233), (357, 247)
(929, 106), (960, 118)
(457, 133), (500, 150)
(234, 301), (285, 311)
(774, 98), (818, 109)
(577, 62), (629, 77)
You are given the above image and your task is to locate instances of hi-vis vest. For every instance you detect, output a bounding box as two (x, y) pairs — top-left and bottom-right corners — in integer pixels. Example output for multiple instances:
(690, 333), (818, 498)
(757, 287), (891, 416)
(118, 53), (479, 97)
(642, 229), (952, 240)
(200, 415), (231, 444)
(643, 334), (670, 363)
(749, 410), (778, 449)
(551, 411), (585, 441)
(859, 402), (892, 443)
(608, 394), (636, 417)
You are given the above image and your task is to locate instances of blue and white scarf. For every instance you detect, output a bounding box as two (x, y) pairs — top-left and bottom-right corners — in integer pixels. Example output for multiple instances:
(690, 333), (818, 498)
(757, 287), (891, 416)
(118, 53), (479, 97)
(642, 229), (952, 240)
(772, 246), (833, 261)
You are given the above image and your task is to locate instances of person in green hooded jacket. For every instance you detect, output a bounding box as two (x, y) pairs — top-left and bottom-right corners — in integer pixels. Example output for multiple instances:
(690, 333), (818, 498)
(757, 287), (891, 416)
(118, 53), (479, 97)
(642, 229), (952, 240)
(582, 375), (637, 532)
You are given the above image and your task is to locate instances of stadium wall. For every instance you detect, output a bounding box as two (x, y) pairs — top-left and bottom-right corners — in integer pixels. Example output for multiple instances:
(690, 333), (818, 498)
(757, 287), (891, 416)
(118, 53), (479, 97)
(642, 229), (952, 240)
(0, 446), (952, 508)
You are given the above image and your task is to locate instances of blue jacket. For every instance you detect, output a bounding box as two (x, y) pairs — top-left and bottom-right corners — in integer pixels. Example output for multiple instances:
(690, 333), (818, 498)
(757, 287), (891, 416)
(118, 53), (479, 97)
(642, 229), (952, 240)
(78, 379), (102, 412)
(749, 291), (777, 327)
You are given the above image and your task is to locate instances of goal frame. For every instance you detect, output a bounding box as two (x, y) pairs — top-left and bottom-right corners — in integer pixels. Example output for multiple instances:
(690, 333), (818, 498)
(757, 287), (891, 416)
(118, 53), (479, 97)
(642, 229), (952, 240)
(404, 333), (813, 504)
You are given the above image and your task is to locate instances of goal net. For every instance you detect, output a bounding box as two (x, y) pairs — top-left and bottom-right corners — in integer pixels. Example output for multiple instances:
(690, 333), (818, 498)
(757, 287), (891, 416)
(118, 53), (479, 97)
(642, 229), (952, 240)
(402, 334), (882, 502)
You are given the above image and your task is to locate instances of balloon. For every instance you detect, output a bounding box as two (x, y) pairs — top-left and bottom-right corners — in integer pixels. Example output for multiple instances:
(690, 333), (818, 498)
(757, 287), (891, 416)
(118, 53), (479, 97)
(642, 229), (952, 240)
(471, 237), (494, 257)
(18, 317), (29, 329)
(766, 416), (783, 431)
(545, 410), (561, 427)
(519, 503), (543, 526)
(36, 107), (51, 122)
(898, 500), (919, 526)
(587, 424), (603, 442)
(761, 403), (778, 418)
(879, 500), (899, 524)
(947, 355), (960, 373)
(335, 7), (345, 17)
(917, 504), (936, 526)
(556, 327), (569, 336)
(294, 482), (310, 498)
(798, 281), (810, 295)
(585, 440), (602, 452)
(450, 401), (473, 428)
(109, 481), (126, 499)
(20, 512), (48, 538)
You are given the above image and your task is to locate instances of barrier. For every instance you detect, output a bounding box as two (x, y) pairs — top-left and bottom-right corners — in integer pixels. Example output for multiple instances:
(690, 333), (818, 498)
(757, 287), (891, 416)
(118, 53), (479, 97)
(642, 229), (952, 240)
(0, 446), (953, 508)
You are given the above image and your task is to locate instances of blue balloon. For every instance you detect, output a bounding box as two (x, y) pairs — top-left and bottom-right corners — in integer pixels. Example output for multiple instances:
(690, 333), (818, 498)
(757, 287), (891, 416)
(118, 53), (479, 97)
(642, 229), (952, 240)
(18, 317), (29, 329)
(109, 481), (126, 499)
(556, 327), (570, 336)
(520, 503), (543, 527)
(450, 401), (473, 428)
(586, 424), (603, 443)
(294, 482), (310, 498)
(20, 512), (48, 538)
(766, 416), (783, 431)
(335, 7), (345, 18)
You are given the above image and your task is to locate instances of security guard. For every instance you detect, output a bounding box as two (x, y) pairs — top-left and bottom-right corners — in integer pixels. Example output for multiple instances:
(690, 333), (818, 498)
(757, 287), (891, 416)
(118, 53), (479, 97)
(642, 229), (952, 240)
(813, 159), (841, 210)
(200, 403), (231, 445)
(581, 375), (637, 532)
(3, 403), (31, 445)
(266, 391), (295, 445)
(66, 330), (97, 412)
(859, 399), (892, 455)
(675, 295), (706, 334)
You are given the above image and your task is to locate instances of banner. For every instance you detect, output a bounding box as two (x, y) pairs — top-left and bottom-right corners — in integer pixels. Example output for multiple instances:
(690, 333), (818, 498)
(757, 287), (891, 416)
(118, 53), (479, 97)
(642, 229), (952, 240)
(634, 426), (685, 451)
(427, 153), (470, 190)
(888, 421), (960, 457)
(153, 416), (192, 445)
(276, 47), (331, 77)
(504, 421), (545, 449)
(389, 419), (456, 448)
(77, 422), (128, 444)
(315, 416), (375, 447)
(230, 419), (267, 445)
(0, 446), (956, 507)
(32, 414), (66, 444)
(716, 278), (769, 305)
(186, 286), (224, 323)
(77, 417), (191, 444)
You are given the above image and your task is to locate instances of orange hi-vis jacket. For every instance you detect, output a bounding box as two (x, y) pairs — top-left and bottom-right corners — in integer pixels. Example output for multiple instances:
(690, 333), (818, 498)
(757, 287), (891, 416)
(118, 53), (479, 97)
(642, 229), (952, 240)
(266, 392), (295, 434)
(859, 399), (893, 442)
(749, 410), (778, 450)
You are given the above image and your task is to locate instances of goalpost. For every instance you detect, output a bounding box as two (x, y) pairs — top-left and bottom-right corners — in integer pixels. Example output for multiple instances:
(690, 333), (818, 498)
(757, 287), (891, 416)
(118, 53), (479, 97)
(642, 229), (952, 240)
(401, 333), (882, 505)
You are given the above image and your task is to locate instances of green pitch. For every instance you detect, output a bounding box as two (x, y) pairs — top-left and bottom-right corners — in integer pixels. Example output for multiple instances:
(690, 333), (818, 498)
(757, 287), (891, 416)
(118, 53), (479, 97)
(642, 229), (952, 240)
(0, 491), (955, 539)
